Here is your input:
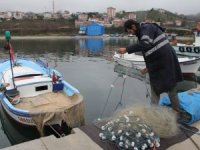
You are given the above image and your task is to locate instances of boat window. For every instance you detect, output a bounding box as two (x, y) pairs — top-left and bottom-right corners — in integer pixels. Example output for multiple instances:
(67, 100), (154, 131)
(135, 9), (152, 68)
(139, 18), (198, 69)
(35, 85), (48, 91)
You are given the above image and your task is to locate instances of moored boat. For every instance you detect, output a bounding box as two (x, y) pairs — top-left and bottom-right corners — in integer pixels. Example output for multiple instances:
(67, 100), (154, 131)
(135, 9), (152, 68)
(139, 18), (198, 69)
(173, 34), (200, 57)
(0, 31), (85, 136)
(113, 52), (200, 74)
(172, 22), (200, 57)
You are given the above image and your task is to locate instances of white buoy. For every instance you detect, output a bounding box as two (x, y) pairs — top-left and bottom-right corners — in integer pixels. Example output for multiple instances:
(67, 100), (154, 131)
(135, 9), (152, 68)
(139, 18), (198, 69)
(150, 132), (154, 137)
(120, 135), (123, 141)
(99, 133), (103, 138)
(111, 135), (116, 141)
(131, 141), (135, 147)
(141, 128), (146, 133)
(156, 142), (160, 147)
(134, 147), (138, 150)
(136, 132), (141, 138)
(118, 130), (122, 134)
(119, 142), (124, 147)
(101, 126), (105, 131)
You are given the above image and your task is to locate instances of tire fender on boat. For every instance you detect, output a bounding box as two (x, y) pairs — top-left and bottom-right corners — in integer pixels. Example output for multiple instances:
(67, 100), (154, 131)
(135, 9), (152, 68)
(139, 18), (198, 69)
(179, 46), (185, 52)
(186, 47), (192, 53)
(194, 47), (200, 53)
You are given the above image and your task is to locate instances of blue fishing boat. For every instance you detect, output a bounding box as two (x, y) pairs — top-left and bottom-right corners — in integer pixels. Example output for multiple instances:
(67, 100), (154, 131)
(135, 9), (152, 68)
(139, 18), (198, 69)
(0, 31), (84, 136)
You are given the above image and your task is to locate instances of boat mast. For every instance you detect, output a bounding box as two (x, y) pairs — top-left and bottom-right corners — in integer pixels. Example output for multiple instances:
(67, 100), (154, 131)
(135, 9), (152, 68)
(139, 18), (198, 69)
(5, 31), (16, 89)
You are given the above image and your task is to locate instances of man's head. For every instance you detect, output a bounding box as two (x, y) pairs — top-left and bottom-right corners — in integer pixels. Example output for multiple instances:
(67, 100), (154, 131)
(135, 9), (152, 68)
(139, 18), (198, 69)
(124, 19), (139, 35)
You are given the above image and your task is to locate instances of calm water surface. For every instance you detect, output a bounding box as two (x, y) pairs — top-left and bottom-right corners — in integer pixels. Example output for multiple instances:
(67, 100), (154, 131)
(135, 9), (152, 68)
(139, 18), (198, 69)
(0, 37), (196, 148)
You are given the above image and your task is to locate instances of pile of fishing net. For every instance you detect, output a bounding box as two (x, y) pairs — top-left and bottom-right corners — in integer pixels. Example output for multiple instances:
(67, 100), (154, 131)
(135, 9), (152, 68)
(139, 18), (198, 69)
(98, 105), (179, 150)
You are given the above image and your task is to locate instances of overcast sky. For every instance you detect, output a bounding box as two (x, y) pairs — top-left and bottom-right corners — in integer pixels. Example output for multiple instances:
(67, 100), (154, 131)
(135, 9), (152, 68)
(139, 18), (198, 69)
(1, 0), (199, 15)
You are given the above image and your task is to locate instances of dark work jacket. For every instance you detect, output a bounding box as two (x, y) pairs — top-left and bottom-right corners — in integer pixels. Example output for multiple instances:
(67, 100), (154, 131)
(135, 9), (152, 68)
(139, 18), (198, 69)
(126, 23), (183, 94)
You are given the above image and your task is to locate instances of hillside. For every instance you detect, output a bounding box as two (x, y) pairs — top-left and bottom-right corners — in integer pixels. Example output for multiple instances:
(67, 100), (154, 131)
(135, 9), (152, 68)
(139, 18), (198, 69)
(0, 19), (78, 36)
(135, 8), (186, 22)
(0, 9), (199, 36)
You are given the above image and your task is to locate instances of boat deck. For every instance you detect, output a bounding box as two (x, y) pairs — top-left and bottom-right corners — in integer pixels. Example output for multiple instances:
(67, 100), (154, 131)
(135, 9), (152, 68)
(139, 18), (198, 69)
(13, 92), (85, 131)
(15, 92), (81, 112)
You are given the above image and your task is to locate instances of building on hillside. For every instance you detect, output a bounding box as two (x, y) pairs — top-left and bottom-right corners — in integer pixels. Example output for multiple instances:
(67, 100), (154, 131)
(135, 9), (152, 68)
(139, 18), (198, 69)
(24, 12), (37, 19)
(62, 11), (70, 19)
(13, 11), (24, 20)
(128, 12), (136, 20)
(43, 12), (52, 19)
(78, 13), (88, 21)
(5, 11), (12, 20)
(78, 25), (87, 35)
(75, 20), (88, 28)
(86, 22), (105, 36)
(175, 20), (182, 26)
(107, 7), (116, 18)
(163, 20), (174, 26)
(0, 12), (6, 19)
(112, 19), (123, 27)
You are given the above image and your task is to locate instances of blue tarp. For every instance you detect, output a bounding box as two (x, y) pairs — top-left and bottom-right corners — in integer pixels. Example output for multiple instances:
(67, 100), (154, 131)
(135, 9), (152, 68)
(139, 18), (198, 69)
(159, 91), (200, 125)
(86, 22), (105, 36)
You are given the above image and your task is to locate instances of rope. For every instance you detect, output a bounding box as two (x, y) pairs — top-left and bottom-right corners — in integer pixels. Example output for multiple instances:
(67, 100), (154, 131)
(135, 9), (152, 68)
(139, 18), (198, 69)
(47, 123), (65, 138)
(180, 125), (200, 136)
(99, 76), (119, 119)
(144, 73), (151, 100)
(114, 75), (127, 111)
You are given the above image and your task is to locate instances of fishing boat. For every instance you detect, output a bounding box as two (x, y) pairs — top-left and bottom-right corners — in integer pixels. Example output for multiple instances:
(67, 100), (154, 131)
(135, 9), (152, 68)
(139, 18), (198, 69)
(173, 32), (200, 57)
(172, 22), (200, 57)
(0, 31), (85, 136)
(113, 52), (200, 74)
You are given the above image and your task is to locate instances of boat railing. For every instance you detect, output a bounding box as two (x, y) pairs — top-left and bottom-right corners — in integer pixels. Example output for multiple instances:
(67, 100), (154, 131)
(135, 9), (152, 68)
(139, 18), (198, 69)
(36, 59), (48, 68)
(0, 72), (6, 85)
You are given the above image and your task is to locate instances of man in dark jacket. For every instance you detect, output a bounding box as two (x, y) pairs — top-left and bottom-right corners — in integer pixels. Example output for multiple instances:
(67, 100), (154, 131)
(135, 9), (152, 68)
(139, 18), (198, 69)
(118, 19), (183, 113)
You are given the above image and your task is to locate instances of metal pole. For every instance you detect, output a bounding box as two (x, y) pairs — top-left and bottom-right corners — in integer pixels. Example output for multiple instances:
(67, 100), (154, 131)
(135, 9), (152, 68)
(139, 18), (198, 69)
(7, 40), (16, 89)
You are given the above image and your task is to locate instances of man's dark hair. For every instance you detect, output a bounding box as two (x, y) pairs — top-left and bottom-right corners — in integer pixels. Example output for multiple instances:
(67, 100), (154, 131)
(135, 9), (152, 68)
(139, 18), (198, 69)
(124, 19), (139, 32)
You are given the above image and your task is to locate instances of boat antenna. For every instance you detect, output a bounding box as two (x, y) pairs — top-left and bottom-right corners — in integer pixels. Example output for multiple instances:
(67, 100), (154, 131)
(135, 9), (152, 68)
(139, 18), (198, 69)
(4, 31), (16, 88)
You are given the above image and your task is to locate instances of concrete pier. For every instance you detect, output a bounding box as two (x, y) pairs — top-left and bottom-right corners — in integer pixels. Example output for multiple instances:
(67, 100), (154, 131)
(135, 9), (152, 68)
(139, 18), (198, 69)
(1, 121), (200, 150)
(1, 128), (102, 150)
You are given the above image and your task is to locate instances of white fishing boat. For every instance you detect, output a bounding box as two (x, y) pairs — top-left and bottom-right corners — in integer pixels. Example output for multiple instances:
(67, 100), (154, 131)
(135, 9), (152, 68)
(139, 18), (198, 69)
(0, 31), (85, 136)
(113, 52), (200, 74)
(173, 32), (200, 57)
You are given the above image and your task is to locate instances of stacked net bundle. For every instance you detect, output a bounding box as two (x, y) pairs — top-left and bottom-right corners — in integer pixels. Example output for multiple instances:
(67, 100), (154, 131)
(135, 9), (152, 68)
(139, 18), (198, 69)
(98, 106), (179, 150)
(99, 111), (160, 150)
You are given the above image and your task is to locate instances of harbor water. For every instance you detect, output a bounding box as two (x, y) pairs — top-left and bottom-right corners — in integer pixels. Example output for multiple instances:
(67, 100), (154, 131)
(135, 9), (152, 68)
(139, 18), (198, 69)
(0, 37), (197, 148)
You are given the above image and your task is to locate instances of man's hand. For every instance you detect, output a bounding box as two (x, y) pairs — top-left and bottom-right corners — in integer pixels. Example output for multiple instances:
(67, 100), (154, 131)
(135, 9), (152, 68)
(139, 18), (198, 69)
(117, 48), (127, 54)
(140, 68), (148, 75)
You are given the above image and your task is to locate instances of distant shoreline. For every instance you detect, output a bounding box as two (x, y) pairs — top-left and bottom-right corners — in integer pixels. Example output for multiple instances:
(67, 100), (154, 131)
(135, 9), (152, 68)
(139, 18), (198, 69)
(0, 35), (193, 41)
(0, 35), (133, 40)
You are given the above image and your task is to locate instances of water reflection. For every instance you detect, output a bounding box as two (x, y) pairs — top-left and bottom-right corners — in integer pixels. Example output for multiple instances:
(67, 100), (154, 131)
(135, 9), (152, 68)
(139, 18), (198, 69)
(0, 103), (40, 145)
(79, 38), (104, 56)
(0, 37), (199, 148)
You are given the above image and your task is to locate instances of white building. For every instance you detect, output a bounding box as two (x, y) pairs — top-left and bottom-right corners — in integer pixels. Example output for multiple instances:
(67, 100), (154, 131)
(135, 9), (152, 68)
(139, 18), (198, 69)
(43, 12), (52, 19)
(13, 11), (24, 20)
(62, 11), (70, 19)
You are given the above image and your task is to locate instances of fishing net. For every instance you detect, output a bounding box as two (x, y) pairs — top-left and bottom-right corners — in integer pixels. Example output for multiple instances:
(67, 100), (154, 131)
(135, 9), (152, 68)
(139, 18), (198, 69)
(15, 92), (85, 136)
(98, 105), (179, 150)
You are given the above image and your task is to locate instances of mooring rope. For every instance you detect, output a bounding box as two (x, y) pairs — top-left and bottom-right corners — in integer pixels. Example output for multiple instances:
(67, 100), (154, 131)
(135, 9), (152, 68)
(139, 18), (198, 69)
(114, 75), (127, 111)
(47, 123), (65, 138)
(99, 76), (119, 119)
